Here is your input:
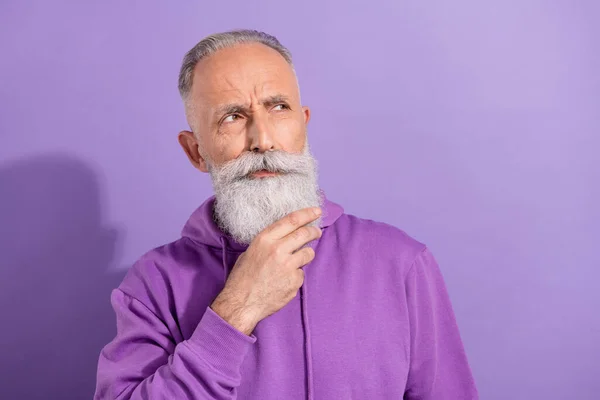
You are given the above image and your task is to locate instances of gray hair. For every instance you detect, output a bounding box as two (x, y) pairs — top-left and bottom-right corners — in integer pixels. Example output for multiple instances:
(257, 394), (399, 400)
(178, 29), (294, 101)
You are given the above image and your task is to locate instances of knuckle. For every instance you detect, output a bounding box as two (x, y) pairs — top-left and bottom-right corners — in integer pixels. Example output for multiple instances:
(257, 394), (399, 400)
(254, 233), (267, 246)
(287, 291), (298, 303)
(304, 247), (315, 263)
(270, 245), (284, 259)
(294, 227), (309, 240)
(287, 213), (300, 227)
(290, 230), (301, 241)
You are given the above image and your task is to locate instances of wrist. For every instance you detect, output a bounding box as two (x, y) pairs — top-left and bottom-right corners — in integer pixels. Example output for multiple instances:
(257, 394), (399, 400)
(210, 293), (258, 336)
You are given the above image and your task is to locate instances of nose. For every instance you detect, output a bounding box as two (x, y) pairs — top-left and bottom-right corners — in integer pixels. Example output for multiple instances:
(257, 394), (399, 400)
(248, 110), (276, 153)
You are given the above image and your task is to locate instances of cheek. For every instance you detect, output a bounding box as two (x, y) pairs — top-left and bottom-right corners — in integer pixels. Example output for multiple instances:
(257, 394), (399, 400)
(211, 139), (247, 165)
(273, 116), (306, 150)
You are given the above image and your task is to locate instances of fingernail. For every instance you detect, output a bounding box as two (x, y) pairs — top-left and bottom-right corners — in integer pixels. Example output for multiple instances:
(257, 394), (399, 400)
(314, 207), (322, 216)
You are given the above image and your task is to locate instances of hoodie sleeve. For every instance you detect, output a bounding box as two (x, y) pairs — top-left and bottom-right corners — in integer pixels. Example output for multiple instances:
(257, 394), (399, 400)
(403, 248), (478, 400)
(94, 289), (256, 400)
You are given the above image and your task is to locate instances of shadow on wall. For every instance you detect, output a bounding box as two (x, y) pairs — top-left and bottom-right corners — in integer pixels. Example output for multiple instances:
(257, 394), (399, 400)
(0, 154), (126, 400)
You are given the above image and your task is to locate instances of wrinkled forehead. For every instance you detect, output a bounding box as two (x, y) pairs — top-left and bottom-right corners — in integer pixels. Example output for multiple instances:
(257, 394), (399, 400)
(188, 43), (300, 112)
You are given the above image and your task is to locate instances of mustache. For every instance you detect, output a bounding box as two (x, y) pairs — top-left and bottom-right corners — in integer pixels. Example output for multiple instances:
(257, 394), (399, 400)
(212, 150), (314, 181)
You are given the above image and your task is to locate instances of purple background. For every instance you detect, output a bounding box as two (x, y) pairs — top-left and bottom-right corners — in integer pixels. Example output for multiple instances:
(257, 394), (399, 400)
(1, 1), (598, 399)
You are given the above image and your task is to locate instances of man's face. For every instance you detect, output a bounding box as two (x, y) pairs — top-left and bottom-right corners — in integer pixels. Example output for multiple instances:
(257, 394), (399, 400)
(179, 42), (310, 170)
(178, 42), (321, 244)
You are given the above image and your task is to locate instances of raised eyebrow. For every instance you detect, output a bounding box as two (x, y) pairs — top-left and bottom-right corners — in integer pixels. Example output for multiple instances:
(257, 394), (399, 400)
(262, 95), (291, 107)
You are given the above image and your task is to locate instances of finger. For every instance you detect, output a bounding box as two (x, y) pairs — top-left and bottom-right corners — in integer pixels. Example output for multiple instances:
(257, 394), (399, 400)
(280, 225), (322, 254)
(290, 246), (316, 269)
(294, 268), (305, 287)
(262, 207), (322, 240)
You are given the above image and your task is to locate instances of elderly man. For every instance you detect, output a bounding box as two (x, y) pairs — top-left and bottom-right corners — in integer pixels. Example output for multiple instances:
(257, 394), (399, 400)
(94, 30), (478, 399)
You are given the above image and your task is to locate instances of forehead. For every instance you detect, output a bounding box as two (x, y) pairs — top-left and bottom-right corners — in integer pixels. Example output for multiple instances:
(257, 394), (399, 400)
(190, 43), (299, 108)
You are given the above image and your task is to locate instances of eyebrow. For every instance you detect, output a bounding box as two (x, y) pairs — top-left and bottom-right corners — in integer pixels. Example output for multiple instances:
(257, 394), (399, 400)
(214, 94), (291, 118)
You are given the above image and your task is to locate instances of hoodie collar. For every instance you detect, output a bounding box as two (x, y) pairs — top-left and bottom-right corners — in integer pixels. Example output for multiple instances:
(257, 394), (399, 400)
(182, 191), (344, 252)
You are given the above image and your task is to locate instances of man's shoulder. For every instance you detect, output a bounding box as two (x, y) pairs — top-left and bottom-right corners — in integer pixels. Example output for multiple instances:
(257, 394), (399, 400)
(131, 237), (197, 270)
(332, 212), (427, 257)
(117, 237), (210, 299)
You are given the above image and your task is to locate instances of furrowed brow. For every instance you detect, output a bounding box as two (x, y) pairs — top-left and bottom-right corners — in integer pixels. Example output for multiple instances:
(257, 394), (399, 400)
(215, 103), (247, 118)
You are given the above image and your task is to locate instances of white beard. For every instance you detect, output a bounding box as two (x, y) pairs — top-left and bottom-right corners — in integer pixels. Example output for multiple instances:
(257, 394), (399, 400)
(208, 143), (322, 244)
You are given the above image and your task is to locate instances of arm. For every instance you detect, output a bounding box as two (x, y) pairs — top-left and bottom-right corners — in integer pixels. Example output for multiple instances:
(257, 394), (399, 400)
(94, 289), (256, 400)
(403, 248), (478, 400)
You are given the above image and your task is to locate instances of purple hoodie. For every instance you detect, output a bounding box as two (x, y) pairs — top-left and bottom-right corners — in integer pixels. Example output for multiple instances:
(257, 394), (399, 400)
(94, 195), (478, 399)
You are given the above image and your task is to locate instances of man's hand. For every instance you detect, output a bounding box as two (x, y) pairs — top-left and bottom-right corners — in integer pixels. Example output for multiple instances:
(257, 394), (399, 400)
(210, 207), (322, 335)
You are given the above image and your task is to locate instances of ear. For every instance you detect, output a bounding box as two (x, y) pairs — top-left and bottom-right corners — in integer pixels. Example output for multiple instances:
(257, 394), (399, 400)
(302, 106), (311, 125)
(178, 130), (209, 172)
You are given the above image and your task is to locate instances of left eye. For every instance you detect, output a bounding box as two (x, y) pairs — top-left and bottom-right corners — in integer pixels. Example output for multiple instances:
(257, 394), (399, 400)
(223, 114), (240, 123)
(273, 104), (288, 111)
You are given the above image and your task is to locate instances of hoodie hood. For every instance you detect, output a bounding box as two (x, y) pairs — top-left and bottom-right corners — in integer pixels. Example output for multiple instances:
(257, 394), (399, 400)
(181, 191), (344, 252)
